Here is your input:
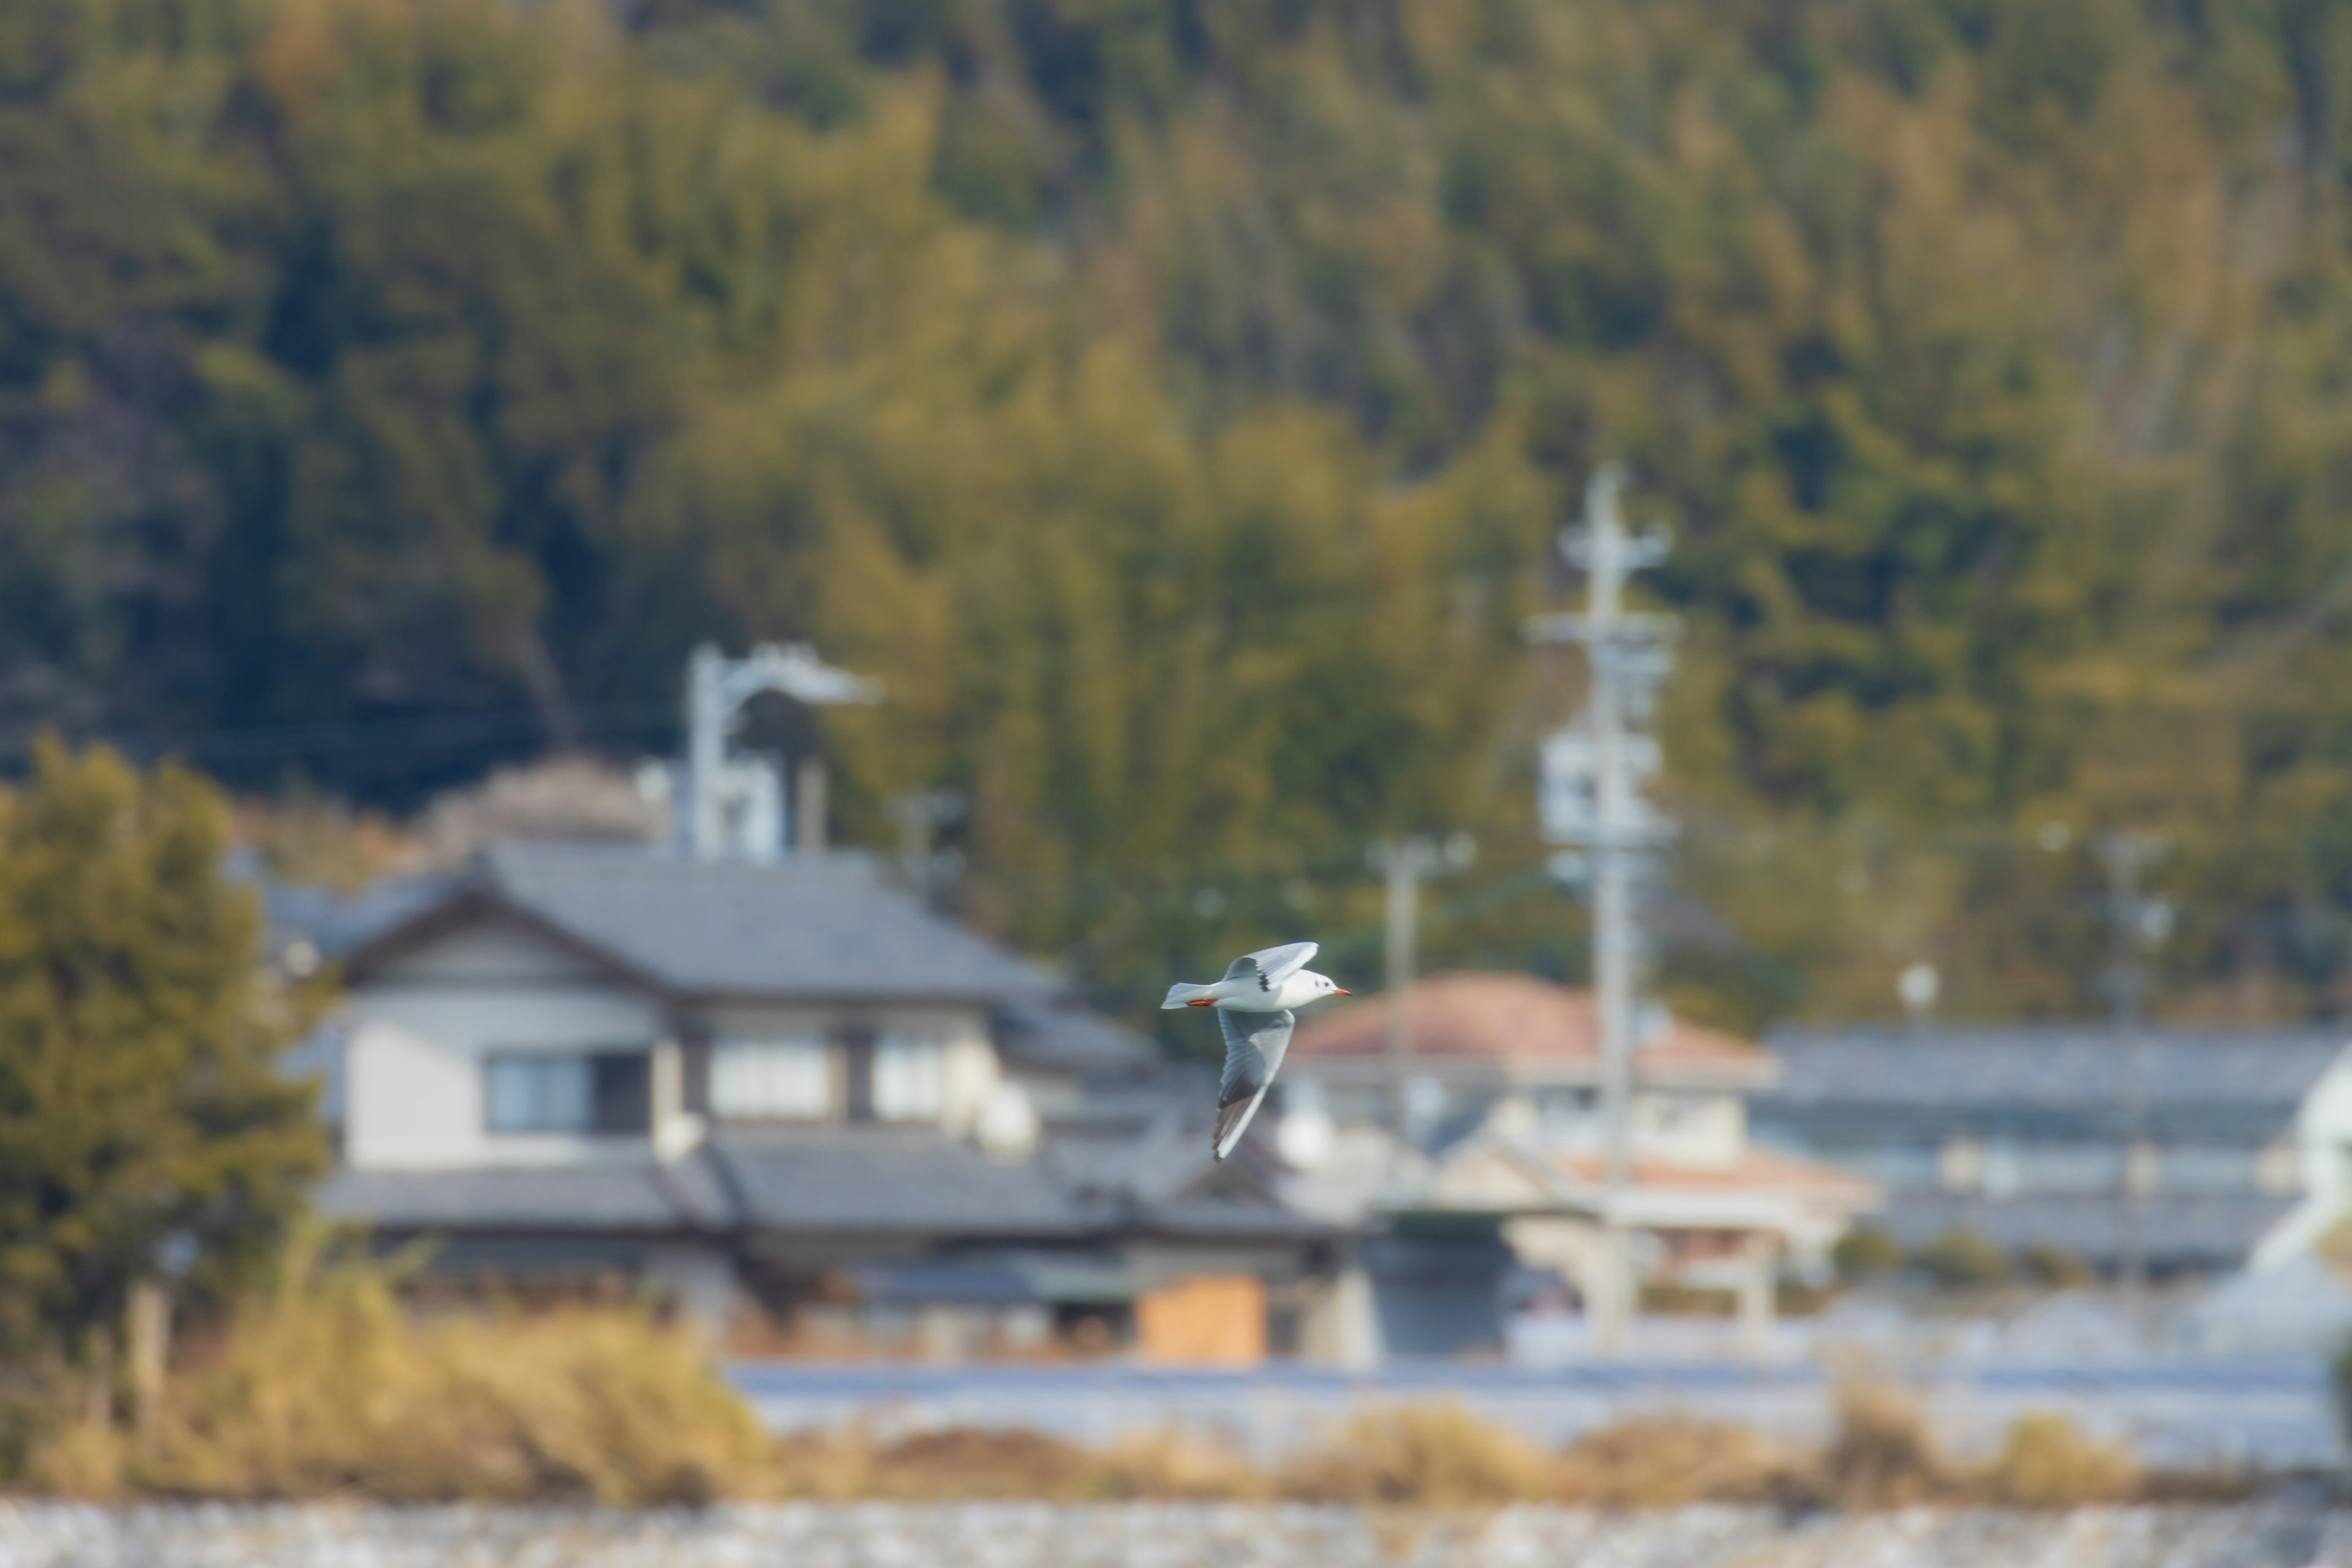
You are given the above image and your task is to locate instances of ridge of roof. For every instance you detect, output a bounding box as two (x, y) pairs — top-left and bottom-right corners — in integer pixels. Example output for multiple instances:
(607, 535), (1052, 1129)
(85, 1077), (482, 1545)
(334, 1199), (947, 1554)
(342, 840), (1059, 1004)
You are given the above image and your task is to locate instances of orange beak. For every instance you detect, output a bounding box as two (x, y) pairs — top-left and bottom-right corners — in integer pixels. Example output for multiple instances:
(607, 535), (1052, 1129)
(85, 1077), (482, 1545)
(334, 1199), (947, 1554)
(1186, 997), (1213, 1007)
(1334, 987), (1351, 995)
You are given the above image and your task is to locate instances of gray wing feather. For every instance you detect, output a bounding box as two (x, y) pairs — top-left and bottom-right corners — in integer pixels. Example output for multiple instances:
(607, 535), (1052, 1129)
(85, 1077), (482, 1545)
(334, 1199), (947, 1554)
(1221, 941), (1317, 995)
(1248, 941), (1317, 983)
(1212, 1007), (1294, 1160)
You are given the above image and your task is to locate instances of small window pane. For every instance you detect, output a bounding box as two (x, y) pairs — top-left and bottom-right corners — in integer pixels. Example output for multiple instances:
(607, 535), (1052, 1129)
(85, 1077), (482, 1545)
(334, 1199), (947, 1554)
(486, 1057), (540, 1131)
(873, 1038), (943, 1121)
(712, 1039), (831, 1118)
(486, 1054), (592, 1133)
(590, 1052), (650, 1135)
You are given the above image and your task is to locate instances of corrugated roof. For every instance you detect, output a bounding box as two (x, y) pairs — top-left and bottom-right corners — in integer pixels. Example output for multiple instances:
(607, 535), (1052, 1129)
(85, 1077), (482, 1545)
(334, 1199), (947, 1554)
(1758, 1026), (2348, 1112)
(1290, 972), (1771, 1082)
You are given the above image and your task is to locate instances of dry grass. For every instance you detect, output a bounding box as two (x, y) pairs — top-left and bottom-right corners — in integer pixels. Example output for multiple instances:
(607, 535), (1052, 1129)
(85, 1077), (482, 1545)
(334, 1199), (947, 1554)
(1093, 1428), (1266, 1501)
(768, 1423), (1264, 1502)
(1279, 1402), (1550, 1506)
(1978, 1412), (2138, 1508)
(864, 1427), (1097, 1500)
(32, 1252), (770, 1504)
(1815, 1381), (1955, 1508)
(0, 1266), (2228, 1515)
(1554, 1415), (1793, 1508)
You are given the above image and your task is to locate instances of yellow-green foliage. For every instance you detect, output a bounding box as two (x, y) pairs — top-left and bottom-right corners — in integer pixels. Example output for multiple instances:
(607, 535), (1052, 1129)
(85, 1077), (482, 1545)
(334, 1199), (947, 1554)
(1981, 1412), (2138, 1509)
(120, 1254), (769, 1504)
(15, 0), (2352, 1033)
(0, 741), (325, 1353)
(1278, 1402), (1551, 1507)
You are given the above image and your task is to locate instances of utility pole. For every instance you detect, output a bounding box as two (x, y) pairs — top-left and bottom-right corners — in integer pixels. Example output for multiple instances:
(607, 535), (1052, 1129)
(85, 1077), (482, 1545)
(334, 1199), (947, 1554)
(1369, 834), (1474, 1140)
(1525, 465), (1678, 1357)
(2095, 829), (2168, 1333)
(681, 643), (880, 861)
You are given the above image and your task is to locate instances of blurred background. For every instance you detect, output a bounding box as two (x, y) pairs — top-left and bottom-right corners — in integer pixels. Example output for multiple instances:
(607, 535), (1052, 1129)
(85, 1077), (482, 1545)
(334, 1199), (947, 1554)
(9, 0), (2352, 1536)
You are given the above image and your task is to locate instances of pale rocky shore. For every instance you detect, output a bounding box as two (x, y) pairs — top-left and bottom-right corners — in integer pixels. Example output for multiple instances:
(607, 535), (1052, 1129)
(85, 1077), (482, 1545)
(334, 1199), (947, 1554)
(2, 1501), (2347, 1568)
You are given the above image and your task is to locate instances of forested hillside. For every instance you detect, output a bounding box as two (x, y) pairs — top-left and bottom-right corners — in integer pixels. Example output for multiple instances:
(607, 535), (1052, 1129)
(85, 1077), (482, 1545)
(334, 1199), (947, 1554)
(8, 0), (2352, 1029)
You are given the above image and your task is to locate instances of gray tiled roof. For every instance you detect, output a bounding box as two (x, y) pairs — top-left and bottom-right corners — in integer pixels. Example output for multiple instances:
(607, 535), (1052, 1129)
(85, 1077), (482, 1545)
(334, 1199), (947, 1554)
(481, 844), (1058, 1002)
(993, 997), (1155, 1069)
(1759, 1026), (2347, 1114)
(258, 873), (459, 965)
(1869, 1192), (2296, 1265)
(314, 1148), (736, 1232)
(709, 1128), (1095, 1235)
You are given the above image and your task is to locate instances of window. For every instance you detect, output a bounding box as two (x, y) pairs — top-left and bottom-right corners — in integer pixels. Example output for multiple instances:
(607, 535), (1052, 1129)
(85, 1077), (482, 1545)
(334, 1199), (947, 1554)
(1814, 1140), (1941, 1192)
(2013, 1141), (2122, 1196)
(485, 1051), (649, 1135)
(711, 1038), (830, 1119)
(2160, 1144), (2256, 1194)
(872, 1036), (944, 1121)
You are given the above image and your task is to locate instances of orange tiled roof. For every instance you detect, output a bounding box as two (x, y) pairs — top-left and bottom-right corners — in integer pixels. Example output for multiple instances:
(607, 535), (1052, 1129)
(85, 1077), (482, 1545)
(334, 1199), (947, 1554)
(1289, 971), (1767, 1075)
(1543, 1146), (1877, 1202)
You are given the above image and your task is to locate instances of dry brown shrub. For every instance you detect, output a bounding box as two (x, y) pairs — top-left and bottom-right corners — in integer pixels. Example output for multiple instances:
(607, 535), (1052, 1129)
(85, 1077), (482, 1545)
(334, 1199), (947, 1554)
(126, 1252), (770, 1504)
(1093, 1428), (1265, 1500)
(1978, 1412), (2138, 1508)
(1278, 1401), (1549, 1507)
(1816, 1381), (1953, 1508)
(865, 1426), (1096, 1499)
(1553, 1414), (1792, 1508)
(24, 1419), (128, 1501)
(769, 1427), (879, 1499)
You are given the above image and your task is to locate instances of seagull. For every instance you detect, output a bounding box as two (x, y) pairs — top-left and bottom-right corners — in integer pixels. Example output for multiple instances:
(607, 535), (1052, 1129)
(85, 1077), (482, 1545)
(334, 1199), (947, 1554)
(1163, 941), (1349, 1161)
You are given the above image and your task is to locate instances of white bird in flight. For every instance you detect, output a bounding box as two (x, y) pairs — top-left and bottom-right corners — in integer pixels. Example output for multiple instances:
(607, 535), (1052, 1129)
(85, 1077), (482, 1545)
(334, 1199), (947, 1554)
(1163, 941), (1349, 1161)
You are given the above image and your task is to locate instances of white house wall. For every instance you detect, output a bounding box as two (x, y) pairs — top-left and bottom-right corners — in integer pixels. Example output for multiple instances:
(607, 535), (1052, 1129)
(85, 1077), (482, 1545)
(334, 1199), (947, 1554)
(344, 917), (668, 1170)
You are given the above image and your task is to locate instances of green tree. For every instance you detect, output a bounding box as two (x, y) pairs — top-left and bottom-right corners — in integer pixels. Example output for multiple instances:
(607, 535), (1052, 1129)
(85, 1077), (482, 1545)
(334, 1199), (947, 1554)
(0, 739), (325, 1354)
(1910, 1227), (2008, 1294)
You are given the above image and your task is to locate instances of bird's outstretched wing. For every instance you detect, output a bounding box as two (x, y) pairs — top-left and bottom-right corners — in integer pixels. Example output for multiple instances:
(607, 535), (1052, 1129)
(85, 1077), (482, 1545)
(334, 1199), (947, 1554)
(1219, 941), (1318, 996)
(1212, 1006), (1295, 1161)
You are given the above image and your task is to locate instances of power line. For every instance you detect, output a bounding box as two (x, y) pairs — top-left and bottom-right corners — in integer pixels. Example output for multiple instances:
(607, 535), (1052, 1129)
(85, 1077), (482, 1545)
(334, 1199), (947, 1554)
(0, 701), (679, 766)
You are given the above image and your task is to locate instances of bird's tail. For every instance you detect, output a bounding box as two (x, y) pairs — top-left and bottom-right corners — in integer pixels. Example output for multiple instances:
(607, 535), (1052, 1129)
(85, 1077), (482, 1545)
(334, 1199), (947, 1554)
(1162, 981), (1219, 1009)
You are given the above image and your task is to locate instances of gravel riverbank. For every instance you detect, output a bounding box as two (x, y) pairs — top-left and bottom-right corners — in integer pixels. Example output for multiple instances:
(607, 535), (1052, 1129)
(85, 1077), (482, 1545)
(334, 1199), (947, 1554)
(2, 1501), (2348, 1568)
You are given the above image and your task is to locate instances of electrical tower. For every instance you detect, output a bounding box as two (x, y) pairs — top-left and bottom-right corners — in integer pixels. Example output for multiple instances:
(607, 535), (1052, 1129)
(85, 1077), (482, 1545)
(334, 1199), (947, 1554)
(652, 643), (881, 862)
(1524, 464), (1680, 1354)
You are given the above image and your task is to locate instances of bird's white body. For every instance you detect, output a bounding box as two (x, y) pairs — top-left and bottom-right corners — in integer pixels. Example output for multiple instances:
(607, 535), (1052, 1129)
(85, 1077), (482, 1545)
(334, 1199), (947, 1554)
(1162, 941), (1348, 1161)
(1179, 968), (1343, 1012)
